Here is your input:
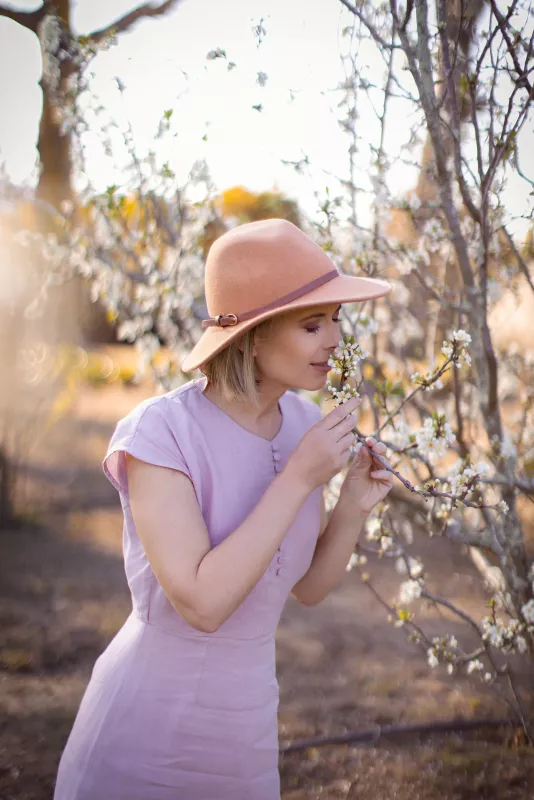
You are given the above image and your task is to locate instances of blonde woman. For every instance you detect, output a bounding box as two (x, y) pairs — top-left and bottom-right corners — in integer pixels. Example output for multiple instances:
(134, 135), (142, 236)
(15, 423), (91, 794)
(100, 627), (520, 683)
(54, 219), (393, 800)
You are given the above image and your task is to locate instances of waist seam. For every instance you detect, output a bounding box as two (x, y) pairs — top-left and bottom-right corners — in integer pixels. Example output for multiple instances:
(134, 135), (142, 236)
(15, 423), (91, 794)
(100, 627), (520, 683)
(133, 612), (275, 643)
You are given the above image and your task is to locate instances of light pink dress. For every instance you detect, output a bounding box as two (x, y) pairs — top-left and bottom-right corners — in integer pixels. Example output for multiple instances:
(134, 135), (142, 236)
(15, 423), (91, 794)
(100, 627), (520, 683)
(53, 377), (323, 800)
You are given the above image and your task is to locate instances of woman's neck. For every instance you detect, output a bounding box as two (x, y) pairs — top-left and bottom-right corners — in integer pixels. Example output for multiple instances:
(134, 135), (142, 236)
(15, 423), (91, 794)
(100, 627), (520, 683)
(202, 380), (285, 440)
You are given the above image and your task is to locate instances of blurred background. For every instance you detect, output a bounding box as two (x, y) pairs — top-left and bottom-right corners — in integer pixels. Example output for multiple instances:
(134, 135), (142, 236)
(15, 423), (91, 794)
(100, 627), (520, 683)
(1, 1), (534, 797)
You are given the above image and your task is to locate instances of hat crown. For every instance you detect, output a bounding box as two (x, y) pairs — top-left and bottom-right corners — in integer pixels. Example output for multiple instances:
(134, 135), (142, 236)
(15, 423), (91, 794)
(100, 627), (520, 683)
(205, 219), (337, 317)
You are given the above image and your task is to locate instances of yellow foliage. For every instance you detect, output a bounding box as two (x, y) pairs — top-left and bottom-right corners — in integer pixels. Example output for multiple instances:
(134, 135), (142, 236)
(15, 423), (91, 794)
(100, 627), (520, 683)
(218, 186), (258, 218)
(216, 186), (301, 227)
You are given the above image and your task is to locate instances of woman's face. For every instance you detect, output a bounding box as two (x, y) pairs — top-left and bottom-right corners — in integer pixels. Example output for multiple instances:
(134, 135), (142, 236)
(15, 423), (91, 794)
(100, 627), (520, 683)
(253, 303), (342, 392)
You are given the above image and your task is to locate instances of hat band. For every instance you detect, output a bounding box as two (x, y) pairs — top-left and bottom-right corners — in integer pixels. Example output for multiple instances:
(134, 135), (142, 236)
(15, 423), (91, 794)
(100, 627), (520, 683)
(202, 269), (339, 328)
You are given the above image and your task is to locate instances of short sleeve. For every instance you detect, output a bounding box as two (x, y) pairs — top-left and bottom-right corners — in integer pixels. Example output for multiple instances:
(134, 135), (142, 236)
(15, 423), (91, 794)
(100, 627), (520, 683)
(103, 399), (192, 496)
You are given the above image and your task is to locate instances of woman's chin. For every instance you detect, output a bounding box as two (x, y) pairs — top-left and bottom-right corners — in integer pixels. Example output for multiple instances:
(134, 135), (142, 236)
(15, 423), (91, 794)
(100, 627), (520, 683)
(294, 373), (329, 391)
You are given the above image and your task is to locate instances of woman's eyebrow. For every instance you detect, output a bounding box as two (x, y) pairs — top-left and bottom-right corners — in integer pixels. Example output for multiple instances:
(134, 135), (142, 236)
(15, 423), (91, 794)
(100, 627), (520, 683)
(299, 305), (341, 323)
(300, 312), (325, 322)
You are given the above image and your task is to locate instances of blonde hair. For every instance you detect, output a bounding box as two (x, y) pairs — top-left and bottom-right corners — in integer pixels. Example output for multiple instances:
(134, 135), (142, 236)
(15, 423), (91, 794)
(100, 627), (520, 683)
(200, 317), (276, 405)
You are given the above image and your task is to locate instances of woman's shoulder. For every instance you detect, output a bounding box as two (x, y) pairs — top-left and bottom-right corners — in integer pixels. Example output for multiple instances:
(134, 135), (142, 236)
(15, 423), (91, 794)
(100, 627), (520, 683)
(103, 379), (203, 493)
(116, 379), (203, 436)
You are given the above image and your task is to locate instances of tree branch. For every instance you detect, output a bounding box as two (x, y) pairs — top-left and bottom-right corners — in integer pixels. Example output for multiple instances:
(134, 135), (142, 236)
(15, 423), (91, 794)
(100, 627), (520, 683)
(437, 0), (480, 224)
(339, 0), (397, 51)
(280, 717), (514, 753)
(0, 2), (49, 33)
(87, 0), (183, 45)
(489, 0), (533, 94)
(500, 225), (534, 294)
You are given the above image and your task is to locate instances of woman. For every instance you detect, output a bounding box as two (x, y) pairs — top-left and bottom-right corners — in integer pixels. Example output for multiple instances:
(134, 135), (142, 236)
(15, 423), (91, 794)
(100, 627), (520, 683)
(54, 218), (393, 800)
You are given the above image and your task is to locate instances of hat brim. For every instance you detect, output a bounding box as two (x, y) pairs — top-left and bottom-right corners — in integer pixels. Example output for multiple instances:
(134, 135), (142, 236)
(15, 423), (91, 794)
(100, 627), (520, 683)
(181, 274), (391, 372)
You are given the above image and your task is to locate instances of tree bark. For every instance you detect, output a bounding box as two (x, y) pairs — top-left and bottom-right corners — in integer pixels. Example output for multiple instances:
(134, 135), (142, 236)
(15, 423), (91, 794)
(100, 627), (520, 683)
(1, 1), (183, 342)
(35, 1), (74, 211)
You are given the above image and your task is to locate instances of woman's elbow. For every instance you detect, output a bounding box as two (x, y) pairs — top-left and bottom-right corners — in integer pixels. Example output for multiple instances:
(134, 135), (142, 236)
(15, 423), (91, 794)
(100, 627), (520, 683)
(292, 586), (323, 606)
(168, 592), (223, 634)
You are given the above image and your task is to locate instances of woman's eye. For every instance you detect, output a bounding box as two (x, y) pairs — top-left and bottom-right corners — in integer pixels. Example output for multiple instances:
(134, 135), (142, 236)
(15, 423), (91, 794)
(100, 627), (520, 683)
(333, 317), (340, 323)
(305, 325), (320, 333)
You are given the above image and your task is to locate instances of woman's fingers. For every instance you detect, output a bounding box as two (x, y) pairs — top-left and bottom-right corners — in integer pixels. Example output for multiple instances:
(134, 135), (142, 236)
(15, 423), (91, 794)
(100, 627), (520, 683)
(365, 436), (387, 455)
(339, 430), (357, 453)
(326, 396), (361, 430)
(370, 469), (393, 482)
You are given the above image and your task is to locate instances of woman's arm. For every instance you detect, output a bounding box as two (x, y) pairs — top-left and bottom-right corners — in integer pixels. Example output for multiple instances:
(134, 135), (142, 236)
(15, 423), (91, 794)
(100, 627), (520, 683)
(126, 457), (310, 632)
(291, 436), (393, 606)
(125, 396), (360, 632)
(290, 492), (367, 606)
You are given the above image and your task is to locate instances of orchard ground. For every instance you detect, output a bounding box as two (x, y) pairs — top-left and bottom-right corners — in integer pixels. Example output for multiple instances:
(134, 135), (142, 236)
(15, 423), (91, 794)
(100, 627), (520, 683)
(1, 346), (533, 799)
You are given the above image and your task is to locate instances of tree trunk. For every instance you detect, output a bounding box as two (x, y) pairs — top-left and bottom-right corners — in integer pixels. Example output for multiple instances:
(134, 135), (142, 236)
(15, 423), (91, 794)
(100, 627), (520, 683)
(35, 0), (74, 214)
(416, 0), (487, 204)
(398, 0), (488, 358)
(35, 77), (74, 212)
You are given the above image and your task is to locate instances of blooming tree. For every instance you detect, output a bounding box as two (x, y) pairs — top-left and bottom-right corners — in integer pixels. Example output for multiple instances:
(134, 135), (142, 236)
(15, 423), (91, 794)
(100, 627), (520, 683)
(0, 0), (183, 210)
(3, 0), (534, 739)
(313, 0), (534, 739)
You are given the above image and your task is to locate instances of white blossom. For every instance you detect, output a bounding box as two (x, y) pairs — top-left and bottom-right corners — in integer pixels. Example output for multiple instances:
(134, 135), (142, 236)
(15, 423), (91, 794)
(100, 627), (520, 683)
(395, 556), (423, 578)
(366, 517), (382, 541)
(399, 579), (423, 605)
(481, 615), (528, 653)
(521, 599), (534, 625)
(389, 418), (412, 450)
(466, 659), (484, 674)
(441, 329), (472, 368)
(442, 459), (488, 495)
(415, 415), (455, 459)
(346, 552), (367, 571)
(327, 338), (367, 406)
(427, 649), (439, 668)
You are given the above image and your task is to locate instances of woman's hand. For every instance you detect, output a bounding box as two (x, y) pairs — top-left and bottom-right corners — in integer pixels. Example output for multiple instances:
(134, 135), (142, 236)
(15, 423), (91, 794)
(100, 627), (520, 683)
(340, 436), (394, 515)
(285, 396), (361, 492)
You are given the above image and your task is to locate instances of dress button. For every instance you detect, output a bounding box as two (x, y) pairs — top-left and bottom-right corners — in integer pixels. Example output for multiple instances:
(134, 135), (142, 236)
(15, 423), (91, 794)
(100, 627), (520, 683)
(277, 555), (283, 565)
(272, 452), (281, 462)
(276, 568), (281, 576)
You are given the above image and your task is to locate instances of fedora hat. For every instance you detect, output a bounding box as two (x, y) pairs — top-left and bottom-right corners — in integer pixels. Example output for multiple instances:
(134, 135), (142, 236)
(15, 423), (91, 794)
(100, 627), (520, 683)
(181, 218), (390, 372)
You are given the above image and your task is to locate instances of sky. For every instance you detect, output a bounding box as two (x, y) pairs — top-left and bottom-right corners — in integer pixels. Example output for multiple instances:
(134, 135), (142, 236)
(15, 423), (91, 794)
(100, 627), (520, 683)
(0, 0), (532, 233)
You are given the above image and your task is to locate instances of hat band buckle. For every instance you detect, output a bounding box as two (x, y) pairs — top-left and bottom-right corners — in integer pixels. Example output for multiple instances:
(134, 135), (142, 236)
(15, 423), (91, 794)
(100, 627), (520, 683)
(201, 269), (339, 329)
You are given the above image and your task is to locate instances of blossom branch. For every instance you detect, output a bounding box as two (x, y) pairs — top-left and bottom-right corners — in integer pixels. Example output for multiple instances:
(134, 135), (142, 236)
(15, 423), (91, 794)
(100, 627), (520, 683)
(500, 225), (534, 294)
(502, 664), (534, 745)
(376, 356), (454, 436)
(87, 0), (183, 44)
(338, 0), (398, 51)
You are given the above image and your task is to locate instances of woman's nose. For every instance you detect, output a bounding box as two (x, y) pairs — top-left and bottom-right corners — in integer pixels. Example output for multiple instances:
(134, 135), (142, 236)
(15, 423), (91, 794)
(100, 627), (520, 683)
(326, 322), (340, 350)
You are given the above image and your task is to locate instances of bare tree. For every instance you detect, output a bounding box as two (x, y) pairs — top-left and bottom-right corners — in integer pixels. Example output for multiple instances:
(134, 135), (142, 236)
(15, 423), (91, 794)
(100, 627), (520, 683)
(0, 1), (183, 212)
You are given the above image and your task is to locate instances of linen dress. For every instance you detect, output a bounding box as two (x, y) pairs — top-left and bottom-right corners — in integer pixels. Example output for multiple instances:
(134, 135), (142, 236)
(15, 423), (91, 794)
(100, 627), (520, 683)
(53, 376), (323, 800)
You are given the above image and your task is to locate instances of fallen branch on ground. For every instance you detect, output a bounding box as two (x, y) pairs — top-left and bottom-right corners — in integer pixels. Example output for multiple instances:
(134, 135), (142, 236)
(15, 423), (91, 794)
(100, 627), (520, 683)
(279, 716), (516, 753)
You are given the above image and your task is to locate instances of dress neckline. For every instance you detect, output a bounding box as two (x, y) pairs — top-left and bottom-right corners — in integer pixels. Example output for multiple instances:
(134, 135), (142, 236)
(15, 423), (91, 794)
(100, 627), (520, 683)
(195, 377), (286, 445)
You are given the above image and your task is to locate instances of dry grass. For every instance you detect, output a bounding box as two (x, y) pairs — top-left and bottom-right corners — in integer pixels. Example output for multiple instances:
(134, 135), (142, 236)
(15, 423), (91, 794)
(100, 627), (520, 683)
(1, 373), (533, 799)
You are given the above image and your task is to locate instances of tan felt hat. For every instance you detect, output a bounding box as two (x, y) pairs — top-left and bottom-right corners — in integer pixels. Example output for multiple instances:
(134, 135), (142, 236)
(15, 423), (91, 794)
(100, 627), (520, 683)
(181, 218), (391, 372)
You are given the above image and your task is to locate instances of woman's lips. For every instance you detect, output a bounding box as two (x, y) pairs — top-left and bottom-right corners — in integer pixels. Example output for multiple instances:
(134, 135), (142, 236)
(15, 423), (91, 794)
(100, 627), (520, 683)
(311, 362), (331, 373)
